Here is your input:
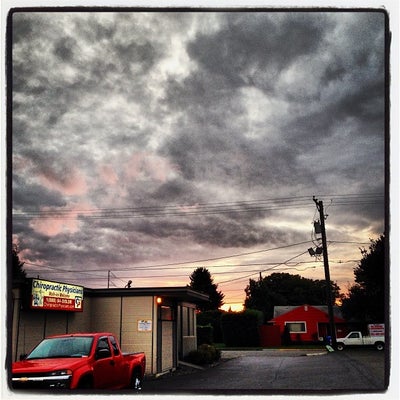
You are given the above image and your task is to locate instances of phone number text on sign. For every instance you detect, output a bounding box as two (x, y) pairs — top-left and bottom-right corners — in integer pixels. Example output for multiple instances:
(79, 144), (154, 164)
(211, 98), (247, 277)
(31, 279), (84, 312)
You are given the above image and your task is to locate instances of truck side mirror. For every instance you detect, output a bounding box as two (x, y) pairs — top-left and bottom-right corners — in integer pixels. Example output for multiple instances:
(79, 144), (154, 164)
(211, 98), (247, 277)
(96, 348), (111, 359)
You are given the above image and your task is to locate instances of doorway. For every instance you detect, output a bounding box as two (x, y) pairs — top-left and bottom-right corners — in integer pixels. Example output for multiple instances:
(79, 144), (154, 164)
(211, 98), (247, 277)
(157, 303), (176, 373)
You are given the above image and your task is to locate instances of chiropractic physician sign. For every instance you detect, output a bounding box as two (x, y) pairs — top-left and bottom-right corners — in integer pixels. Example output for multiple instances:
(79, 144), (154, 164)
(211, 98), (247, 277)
(31, 279), (84, 312)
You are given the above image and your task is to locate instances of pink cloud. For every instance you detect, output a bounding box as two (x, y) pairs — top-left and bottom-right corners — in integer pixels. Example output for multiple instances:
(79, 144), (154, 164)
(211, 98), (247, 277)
(124, 152), (180, 182)
(178, 203), (199, 213)
(13, 155), (88, 196)
(12, 155), (33, 173)
(12, 234), (21, 247)
(13, 235), (46, 270)
(38, 167), (88, 196)
(29, 203), (91, 237)
(99, 164), (119, 185)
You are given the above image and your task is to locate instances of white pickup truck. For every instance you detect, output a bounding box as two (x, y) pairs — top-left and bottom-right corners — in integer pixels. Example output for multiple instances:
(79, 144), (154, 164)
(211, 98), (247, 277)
(336, 331), (385, 351)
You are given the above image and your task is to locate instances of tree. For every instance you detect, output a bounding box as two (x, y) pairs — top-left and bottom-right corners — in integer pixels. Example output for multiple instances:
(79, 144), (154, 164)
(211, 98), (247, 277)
(12, 244), (27, 285)
(244, 272), (341, 321)
(341, 235), (386, 323)
(189, 267), (224, 311)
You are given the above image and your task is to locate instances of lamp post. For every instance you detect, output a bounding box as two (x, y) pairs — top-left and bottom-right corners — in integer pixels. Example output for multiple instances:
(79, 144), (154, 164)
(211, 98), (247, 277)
(313, 197), (336, 347)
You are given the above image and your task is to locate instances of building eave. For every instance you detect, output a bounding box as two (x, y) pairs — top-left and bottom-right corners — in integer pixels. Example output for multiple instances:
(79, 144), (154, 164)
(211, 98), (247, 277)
(84, 286), (210, 304)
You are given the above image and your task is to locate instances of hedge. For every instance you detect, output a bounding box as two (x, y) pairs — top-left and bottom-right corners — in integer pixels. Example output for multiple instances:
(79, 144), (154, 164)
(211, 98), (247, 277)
(197, 310), (224, 343)
(197, 324), (214, 345)
(221, 309), (263, 347)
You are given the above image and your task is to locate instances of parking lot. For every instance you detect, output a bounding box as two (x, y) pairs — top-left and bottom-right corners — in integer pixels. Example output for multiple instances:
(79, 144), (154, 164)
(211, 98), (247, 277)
(144, 348), (388, 395)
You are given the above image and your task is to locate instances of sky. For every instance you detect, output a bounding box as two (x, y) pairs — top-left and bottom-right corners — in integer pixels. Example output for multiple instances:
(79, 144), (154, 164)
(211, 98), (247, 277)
(9, 8), (388, 311)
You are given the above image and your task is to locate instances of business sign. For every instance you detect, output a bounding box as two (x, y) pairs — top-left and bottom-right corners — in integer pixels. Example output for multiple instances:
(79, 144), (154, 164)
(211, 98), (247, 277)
(31, 279), (84, 312)
(137, 320), (152, 332)
(368, 323), (385, 337)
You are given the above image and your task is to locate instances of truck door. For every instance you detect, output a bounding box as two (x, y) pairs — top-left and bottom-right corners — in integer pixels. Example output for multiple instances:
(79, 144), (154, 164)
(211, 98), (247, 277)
(92, 336), (117, 389)
(108, 335), (129, 386)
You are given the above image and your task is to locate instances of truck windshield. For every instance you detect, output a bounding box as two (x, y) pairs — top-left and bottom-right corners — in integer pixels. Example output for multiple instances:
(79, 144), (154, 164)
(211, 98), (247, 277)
(26, 337), (94, 359)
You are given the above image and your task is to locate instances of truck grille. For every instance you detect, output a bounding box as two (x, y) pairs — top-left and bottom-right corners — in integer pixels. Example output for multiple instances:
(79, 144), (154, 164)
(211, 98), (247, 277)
(12, 373), (71, 389)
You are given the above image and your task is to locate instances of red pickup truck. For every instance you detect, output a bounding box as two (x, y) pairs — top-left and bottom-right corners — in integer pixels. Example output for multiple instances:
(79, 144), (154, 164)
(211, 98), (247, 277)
(12, 332), (146, 390)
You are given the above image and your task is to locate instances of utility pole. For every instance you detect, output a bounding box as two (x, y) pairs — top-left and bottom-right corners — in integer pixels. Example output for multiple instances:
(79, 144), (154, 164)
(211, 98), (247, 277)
(107, 270), (110, 289)
(313, 197), (336, 347)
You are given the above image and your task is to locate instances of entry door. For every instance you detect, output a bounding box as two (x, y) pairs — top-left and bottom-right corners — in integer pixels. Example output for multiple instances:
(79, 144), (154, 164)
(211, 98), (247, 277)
(157, 304), (176, 373)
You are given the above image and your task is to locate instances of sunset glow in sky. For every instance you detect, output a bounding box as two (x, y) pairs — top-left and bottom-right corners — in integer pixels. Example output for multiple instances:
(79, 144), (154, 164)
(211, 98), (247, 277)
(10, 8), (387, 311)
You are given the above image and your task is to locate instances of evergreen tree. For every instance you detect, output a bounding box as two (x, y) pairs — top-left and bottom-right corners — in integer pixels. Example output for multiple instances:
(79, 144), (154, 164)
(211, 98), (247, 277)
(341, 235), (386, 322)
(12, 244), (27, 286)
(189, 267), (224, 311)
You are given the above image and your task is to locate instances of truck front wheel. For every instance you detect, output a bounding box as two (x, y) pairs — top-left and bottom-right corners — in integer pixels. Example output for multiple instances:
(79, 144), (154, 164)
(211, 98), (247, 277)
(131, 369), (142, 391)
(77, 375), (93, 389)
(336, 343), (345, 351)
(375, 342), (384, 351)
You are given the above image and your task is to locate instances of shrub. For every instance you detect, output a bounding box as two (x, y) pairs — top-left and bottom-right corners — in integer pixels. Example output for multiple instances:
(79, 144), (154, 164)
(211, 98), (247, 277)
(197, 324), (214, 345)
(197, 310), (225, 343)
(221, 309), (263, 347)
(185, 344), (221, 365)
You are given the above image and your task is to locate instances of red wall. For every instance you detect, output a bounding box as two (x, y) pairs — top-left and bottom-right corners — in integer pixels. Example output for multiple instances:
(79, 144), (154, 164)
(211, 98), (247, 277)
(270, 305), (346, 343)
(259, 325), (281, 347)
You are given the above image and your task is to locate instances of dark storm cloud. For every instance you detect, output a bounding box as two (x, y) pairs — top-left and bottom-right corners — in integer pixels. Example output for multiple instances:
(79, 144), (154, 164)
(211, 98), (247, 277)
(123, 212), (281, 249)
(159, 11), (384, 199)
(12, 176), (66, 210)
(53, 36), (77, 62)
(10, 10), (386, 296)
(187, 13), (329, 89)
(191, 216), (287, 248)
(152, 179), (201, 203)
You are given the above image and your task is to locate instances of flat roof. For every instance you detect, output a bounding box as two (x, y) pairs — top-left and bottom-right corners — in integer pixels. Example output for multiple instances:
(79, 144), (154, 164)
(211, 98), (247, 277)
(84, 286), (210, 304)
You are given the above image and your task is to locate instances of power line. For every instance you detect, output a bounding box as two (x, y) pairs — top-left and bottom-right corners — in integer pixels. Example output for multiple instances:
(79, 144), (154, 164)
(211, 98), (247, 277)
(12, 193), (383, 220)
(218, 250), (310, 285)
(22, 249), (361, 289)
(21, 240), (314, 275)
(12, 196), (315, 219)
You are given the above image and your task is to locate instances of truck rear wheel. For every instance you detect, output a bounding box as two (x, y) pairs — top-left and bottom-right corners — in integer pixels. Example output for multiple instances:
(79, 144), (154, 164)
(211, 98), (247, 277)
(131, 369), (142, 391)
(375, 342), (384, 351)
(336, 343), (345, 351)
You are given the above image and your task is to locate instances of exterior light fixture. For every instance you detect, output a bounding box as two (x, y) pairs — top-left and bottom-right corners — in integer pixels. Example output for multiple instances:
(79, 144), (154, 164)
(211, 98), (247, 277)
(156, 297), (162, 304)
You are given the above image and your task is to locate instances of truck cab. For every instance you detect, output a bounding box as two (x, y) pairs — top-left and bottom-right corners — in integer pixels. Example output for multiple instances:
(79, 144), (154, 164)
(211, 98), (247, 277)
(12, 332), (146, 390)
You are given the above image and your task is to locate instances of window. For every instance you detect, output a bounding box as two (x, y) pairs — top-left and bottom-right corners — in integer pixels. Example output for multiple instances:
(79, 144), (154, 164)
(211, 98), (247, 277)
(182, 306), (195, 336)
(97, 337), (111, 352)
(109, 336), (120, 355)
(285, 322), (306, 333)
(160, 305), (173, 321)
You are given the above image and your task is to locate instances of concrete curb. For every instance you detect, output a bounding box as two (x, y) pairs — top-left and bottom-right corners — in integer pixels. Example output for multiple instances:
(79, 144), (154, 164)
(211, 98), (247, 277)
(178, 360), (206, 370)
(305, 351), (328, 356)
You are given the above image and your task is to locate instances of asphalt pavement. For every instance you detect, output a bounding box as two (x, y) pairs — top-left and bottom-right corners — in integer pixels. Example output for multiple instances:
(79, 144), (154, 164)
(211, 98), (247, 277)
(143, 348), (388, 395)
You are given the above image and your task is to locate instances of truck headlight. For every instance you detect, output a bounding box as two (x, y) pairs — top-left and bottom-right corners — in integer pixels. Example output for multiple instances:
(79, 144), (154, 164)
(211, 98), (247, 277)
(48, 370), (72, 388)
(49, 369), (72, 376)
